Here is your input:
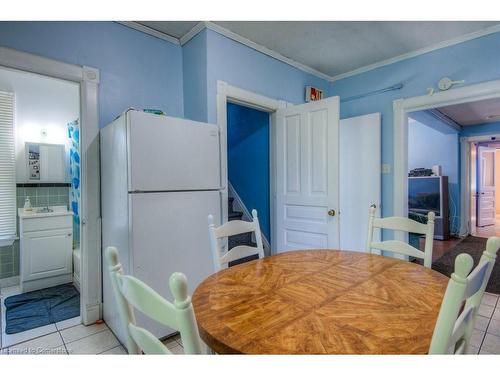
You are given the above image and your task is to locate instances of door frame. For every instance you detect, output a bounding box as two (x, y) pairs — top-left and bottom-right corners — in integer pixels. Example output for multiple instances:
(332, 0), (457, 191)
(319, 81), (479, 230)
(216, 81), (289, 254)
(461, 134), (500, 235)
(476, 144), (497, 227)
(0, 46), (101, 325)
(394, 79), (500, 241)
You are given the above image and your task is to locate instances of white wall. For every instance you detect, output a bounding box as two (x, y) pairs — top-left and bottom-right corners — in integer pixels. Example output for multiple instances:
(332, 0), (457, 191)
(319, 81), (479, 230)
(408, 118), (460, 233)
(0, 66), (79, 183)
(408, 118), (459, 185)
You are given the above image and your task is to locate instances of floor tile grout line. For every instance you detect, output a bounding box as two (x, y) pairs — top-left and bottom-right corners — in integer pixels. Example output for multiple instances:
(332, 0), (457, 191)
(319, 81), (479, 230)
(57, 330), (69, 355)
(2, 326), (58, 349)
(478, 310), (497, 352)
(60, 325), (110, 345)
(3, 321), (106, 349)
(96, 343), (123, 355)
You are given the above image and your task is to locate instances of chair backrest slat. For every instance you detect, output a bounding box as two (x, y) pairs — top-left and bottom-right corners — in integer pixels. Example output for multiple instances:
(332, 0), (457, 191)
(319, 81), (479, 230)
(464, 261), (490, 300)
(366, 206), (435, 268)
(370, 240), (425, 260)
(450, 306), (474, 349)
(373, 216), (429, 234)
(219, 245), (262, 264)
(429, 236), (500, 354)
(105, 246), (203, 355)
(128, 324), (171, 355)
(209, 209), (265, 271)
(119, 275), (178, 328)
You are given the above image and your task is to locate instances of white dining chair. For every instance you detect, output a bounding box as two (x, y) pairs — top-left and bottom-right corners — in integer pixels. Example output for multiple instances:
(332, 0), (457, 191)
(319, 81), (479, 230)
(208, 209), (265, 272)
(105, 246), (203, 354)
(366, 206), (436, 268)
(429, 236), (500, 354)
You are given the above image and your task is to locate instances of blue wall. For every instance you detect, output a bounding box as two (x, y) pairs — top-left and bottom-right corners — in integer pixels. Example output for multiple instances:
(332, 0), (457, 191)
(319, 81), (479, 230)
(205, 29), (331, 123)
(183, 31), (207, 122)
(460, 120), (500, 137)
(181, 29), (331, 124)
(408, 118), (460, 233)
(6, 22), (500, 232)
(409, 110), (459, 134)
(330, 31), (500, 220)
(0, 22), (184, 127)
(227, 103), (270, 240)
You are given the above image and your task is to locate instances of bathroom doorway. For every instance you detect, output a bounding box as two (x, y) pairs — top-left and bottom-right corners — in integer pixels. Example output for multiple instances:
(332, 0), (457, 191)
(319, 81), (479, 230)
(0, 65), (83, 348)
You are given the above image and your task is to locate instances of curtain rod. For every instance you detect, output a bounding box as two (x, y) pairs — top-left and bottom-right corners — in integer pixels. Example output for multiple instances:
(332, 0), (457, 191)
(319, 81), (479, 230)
(340, 83), (404, 103)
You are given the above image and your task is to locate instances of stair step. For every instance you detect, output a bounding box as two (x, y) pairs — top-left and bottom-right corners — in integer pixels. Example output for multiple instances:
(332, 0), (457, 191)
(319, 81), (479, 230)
(228, 232), (258, 267)
(228, 232), (254, 249)
(228, 254), (259, 267)
(228, 211), (243, 220)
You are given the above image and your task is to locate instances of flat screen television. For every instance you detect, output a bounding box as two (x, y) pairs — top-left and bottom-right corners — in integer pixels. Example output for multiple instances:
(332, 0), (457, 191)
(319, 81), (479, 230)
(408, 176), (443, 217)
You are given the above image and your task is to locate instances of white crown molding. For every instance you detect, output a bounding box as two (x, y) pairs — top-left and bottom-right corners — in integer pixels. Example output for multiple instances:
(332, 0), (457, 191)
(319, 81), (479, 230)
(331, 23), (500, 82)
(181, 21), (332, 82)
(180, 21), (206, 45)
(116, 21), (180, 45)
(204, 22), (333, 82)
(117, 20), (333, 81)
(118, 21), (500, 84)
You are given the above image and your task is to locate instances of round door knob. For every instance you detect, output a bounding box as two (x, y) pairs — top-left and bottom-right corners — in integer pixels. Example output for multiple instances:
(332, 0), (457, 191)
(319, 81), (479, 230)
(328, 209), (336, 217)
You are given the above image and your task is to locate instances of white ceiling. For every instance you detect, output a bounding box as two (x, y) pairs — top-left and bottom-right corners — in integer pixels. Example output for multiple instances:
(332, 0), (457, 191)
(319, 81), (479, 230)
(138, 21), (198, 39)
(137, 21), (499, 78)
(437, 98), (500, 126)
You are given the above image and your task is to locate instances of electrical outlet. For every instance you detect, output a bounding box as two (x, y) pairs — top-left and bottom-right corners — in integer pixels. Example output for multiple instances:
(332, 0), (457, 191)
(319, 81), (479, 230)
(382, 164), (391, 174)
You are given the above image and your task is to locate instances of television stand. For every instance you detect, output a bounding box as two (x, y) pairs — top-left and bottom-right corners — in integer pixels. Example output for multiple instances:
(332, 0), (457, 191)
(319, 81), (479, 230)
(408, 213), (449, 241)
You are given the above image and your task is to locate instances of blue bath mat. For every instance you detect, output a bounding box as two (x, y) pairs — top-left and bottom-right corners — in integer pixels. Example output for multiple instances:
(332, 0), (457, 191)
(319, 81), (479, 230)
(4, 283), (79, 334)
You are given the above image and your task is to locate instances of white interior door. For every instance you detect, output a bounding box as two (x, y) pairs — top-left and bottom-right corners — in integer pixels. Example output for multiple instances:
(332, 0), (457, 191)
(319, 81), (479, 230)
(339, 113), (381, 252)
(478, 145), (496, 227)
(275, 97), (339, 253)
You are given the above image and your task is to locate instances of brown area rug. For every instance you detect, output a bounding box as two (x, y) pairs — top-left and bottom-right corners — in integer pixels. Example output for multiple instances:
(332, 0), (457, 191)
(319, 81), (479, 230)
(433, 236), (500, 294)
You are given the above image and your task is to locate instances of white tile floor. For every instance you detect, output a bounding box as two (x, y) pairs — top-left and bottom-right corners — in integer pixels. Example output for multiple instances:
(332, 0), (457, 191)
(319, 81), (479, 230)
(4, 321), (126, 355)
(0, 284), (185, 354)
(0, 284), (59, 348)
(468, 292), (500, 354)
(0, 286), (499, 354)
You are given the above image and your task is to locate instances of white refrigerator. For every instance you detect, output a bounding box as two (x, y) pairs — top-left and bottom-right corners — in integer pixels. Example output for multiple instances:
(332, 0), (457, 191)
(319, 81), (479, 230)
(100, 110), (222, 345)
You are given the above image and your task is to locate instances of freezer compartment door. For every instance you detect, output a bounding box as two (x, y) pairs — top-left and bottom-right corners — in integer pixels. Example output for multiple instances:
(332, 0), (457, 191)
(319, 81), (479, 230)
(130, 190), (221, 338)
(128, 111), (221, 192)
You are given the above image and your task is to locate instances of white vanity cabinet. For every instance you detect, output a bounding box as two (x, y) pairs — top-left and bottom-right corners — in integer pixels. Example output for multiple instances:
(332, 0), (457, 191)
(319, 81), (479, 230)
(18, 207), (73, 292)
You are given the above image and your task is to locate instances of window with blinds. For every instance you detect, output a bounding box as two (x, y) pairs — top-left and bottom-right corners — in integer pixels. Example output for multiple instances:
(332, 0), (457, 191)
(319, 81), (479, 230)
(0, 91), (16, 245)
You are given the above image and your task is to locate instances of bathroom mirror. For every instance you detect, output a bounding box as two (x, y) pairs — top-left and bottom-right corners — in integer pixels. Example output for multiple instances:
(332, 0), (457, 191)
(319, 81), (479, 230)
(25, 142), (65, 182)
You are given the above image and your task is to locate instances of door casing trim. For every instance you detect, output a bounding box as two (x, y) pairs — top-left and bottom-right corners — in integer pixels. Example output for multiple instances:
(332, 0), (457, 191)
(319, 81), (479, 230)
(0, 46), (101, 325)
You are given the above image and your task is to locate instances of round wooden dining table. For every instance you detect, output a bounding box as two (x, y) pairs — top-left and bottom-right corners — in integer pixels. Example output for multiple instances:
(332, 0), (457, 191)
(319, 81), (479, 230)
(192, 250), (450, 354)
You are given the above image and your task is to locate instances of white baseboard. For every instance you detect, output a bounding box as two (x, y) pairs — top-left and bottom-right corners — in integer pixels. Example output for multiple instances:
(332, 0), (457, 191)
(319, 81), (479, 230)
(82, 303), (101, 326)
(228, 182), (271, 255)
